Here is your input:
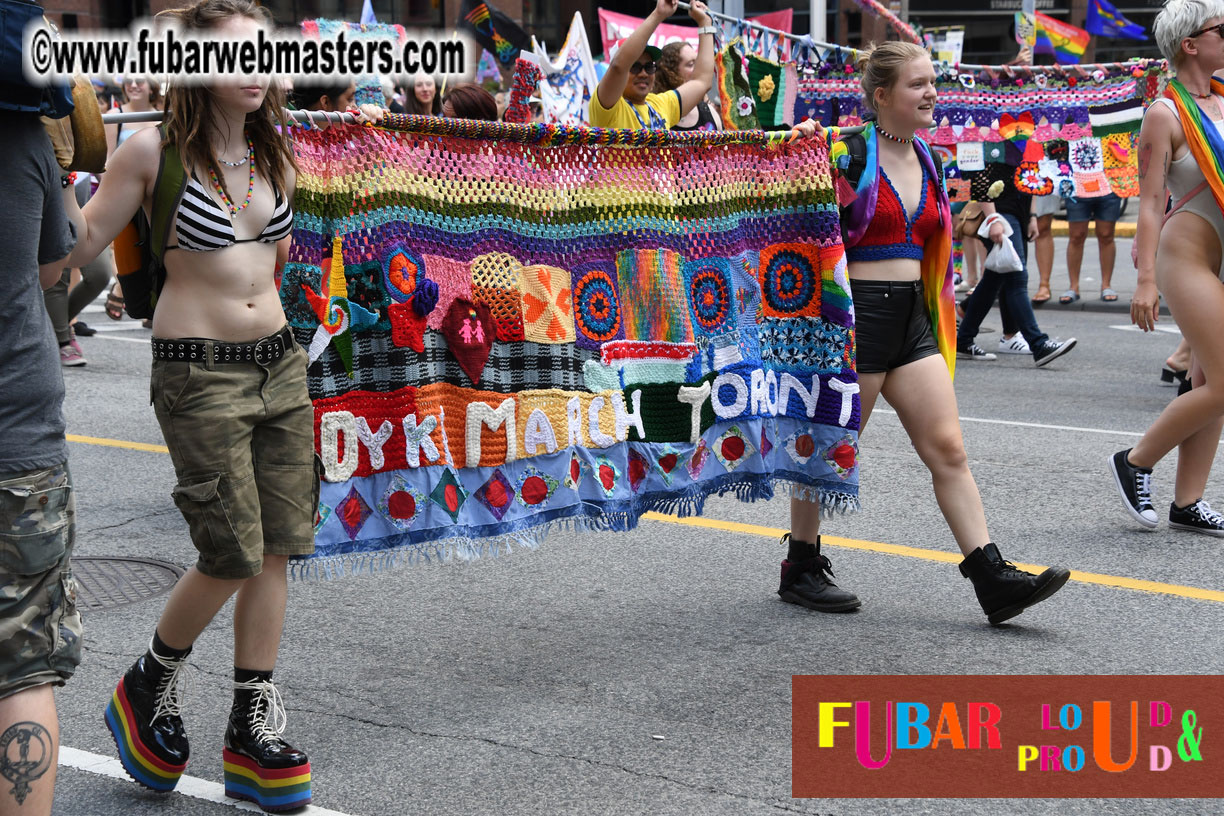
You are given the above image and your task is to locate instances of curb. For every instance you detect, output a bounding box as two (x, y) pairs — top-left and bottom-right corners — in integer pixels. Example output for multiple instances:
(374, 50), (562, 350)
(1049, 219), (1137, 238)
(963, 295), (1171, 317)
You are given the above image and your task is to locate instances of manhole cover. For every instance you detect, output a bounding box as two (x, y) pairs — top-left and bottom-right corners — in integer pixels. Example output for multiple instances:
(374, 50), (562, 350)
(72, 557), (185, 613)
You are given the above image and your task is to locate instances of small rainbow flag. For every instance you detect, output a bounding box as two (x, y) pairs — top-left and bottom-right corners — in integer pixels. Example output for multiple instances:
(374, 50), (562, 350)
(1023, 12), (1091, 64)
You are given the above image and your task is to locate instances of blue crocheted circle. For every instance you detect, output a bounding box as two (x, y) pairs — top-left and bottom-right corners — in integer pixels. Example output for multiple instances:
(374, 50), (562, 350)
(573, 268), (621, 342)
(689, 266), (732, 332)
(763, 249), (816, 315)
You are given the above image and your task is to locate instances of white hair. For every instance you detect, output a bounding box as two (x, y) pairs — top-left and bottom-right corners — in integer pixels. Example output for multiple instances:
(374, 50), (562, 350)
(1155, 0), (1224, 64)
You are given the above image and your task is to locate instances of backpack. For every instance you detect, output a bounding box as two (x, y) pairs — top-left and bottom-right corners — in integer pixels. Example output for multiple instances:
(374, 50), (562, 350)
(0, 0), (74, 117)
(111, 124), (188, 318)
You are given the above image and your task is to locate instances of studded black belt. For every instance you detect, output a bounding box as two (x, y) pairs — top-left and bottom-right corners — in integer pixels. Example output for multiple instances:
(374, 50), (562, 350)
(151, 326), (294, 366)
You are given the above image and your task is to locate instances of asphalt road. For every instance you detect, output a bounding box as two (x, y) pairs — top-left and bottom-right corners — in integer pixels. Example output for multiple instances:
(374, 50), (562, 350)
(45, 237), (1224, 815)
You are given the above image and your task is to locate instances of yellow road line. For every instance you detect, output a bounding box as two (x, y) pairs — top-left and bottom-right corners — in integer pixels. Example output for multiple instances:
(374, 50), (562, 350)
(66, 434), (169, 454)
(64, 434), (1224, 604)
(640, 512), (1224, 604)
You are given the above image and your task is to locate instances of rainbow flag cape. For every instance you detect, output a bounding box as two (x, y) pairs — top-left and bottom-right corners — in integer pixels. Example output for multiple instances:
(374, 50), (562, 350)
(1031, 12), (1090, 64)
(1163, 77), (1224, 218)
(282, 118), (861, 576)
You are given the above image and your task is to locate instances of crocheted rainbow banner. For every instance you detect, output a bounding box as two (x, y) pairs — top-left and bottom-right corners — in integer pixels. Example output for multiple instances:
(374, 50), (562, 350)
(281, 117), (860, 576)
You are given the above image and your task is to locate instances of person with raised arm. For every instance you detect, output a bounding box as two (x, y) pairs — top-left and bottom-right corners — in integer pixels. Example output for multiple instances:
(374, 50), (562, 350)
(589, 0), (716, 130)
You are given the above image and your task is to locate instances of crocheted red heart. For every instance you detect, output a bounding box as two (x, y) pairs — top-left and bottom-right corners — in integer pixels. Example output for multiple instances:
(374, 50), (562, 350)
(442, 298), (494, 385)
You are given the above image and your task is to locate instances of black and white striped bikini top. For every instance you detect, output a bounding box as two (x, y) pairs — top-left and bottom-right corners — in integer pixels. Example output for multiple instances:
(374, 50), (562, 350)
(168, 173), (293, 253)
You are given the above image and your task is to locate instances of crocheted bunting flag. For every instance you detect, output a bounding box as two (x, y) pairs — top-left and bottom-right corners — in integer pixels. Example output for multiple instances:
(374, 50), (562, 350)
(747, 54), (784, 127)
(519, 264), (574, 344)
(441, 298), (495, 385)
(716, 41), (760, 130)
(288, 121), (862, 577)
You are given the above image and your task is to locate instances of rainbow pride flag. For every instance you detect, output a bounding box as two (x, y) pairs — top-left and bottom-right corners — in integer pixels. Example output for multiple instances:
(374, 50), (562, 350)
(1025, 12), (1091, 64)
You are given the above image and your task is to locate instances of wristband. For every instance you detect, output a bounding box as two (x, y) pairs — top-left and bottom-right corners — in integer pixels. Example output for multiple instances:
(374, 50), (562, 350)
(60, 172), (77, 189)
(697, 25), (717, 35)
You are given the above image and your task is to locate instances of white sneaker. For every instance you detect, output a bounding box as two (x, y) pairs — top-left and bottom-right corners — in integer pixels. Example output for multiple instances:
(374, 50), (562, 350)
(998, 335), (1031, 355)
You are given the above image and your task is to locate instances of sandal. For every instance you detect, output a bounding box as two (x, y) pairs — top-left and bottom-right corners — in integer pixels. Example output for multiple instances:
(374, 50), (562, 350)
(104, 283), (125, 321)
(1058, 290), (1081, 305)
(1101, 288), (1118, 302)
(1032, 285), (1052, 305)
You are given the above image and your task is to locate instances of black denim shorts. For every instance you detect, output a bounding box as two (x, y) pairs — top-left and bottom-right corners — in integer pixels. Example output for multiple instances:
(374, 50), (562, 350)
(851, 280), (941, 374)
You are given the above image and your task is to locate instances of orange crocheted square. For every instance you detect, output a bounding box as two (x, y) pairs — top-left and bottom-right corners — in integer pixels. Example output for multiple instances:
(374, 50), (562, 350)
(471, 251), (526, 341)
(519, 264), (575, 344)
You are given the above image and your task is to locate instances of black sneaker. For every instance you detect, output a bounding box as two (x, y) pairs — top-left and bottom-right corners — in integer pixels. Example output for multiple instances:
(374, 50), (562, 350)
(1108, 449), (1158, 528)
(1169, 499), (1224, 537)
(73, 320), (97, 337)
(778, 535), (861, 612)
(1033, 337), (1077, 367)
(956, 342), (997, 361)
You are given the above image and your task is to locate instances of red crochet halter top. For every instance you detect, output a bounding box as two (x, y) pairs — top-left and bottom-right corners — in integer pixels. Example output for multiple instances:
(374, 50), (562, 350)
(845, 165), (941, 263)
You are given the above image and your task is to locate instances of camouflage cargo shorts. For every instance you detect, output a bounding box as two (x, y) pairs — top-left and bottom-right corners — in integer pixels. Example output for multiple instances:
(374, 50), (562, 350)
(0, 464), (82, 699)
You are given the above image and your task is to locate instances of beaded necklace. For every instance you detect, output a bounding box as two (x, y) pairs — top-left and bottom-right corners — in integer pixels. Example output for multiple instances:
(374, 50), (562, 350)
(209, 136), (255, 215)
(875, 125), (914, 144)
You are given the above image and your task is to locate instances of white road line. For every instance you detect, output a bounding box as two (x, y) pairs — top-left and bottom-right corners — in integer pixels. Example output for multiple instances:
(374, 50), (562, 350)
(1108, 324), (1182, 334)
(874, 408), (1142, 437)
(58, 746), (355, 816)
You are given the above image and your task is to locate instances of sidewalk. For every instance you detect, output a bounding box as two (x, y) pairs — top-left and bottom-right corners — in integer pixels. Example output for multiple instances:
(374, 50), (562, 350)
(974, 198), (1168, 316)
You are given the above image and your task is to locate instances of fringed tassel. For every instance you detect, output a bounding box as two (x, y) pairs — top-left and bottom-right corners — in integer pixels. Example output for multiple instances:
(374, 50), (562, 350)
(293, 476), (860, 581)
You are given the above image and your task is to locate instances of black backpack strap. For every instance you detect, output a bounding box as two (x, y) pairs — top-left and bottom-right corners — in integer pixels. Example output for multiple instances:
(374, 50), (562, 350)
(843, 132), (867, 190)
(149, 123), (188, 264)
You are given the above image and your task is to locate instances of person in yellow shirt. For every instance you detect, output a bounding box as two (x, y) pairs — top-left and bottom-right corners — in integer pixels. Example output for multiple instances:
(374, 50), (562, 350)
(590, 0), (716, 130)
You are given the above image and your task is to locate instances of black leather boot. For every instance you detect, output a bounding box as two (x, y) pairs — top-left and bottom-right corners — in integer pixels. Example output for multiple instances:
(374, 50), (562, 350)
(104, 642), (191, 791)
(959, 543), (1070, 625)
(777, 534), (862, 612)
(223, 674), (312, 812)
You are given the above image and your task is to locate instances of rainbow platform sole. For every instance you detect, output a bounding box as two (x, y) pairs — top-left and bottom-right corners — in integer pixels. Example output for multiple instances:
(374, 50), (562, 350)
(223, 748), (312, 812)
(103, 678), (188, 792)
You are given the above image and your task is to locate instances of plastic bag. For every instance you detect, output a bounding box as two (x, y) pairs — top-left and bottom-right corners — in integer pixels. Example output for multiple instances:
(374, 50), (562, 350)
(978, 215), (1024, 273)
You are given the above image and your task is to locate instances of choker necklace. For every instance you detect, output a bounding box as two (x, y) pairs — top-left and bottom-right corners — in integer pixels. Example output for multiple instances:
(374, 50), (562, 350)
(875, 125), (914, 144)
(219, 154), (248, 167)
(209, 136), (256, 216)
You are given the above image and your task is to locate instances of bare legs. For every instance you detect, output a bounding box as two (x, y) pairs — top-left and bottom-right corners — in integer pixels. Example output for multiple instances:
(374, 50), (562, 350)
(154, 555), (289, 671)
(788, 355), (989, 556)
(1128, 259), (1224, 471)
(1034, 213), (1054, 301)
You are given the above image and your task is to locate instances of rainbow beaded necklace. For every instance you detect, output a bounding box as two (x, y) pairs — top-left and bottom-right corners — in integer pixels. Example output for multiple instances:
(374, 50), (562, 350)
(209, 136), (256, 215)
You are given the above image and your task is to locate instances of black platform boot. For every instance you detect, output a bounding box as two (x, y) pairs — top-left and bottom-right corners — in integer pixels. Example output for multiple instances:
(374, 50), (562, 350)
(959, 543), (1070, 625)
(223, 671), (312, 812)
(103, 639), (191, 791)
(777, 533), (862, 612)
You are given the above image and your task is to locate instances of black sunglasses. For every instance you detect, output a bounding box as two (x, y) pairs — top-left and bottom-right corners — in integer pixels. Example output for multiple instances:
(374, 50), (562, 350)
(629, 61), (658, 74)
(1189, 22), (1224, 38)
